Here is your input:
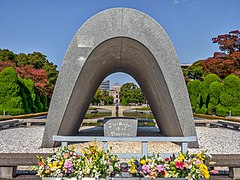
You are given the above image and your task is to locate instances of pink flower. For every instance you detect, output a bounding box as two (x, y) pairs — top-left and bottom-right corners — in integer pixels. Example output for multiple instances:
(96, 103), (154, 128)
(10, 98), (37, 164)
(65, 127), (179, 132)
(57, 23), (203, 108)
(175, 161), (184, 170)
(155, 164), (165, 172)
(64, 159), (74, 173)
(64, 152), (70, 159)
(183, 162), (189, 168)
(142, 164), (151, 174)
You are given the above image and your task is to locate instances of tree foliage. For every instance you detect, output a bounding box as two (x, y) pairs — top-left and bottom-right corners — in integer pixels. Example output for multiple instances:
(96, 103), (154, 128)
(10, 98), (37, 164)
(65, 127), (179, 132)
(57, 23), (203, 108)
(91, 88), (114, 105)
(188, 73), (240, 116)
(219, 75), (240, 108)
(183, 61), (205, 82)
(0, 66), (48, 115)
(212, 30), (240, 54)
(91, 88), (101, 105)
(0, 49), (58, 97)
(119, 83), (146, 105)
(187, 80), (201, 110)
(100, 90), (114, 105)
(0, 67), (25, 115)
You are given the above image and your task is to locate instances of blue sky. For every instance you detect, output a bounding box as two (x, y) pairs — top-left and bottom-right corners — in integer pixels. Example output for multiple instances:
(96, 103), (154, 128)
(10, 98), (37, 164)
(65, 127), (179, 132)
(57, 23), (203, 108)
(0, 0), (239, 87)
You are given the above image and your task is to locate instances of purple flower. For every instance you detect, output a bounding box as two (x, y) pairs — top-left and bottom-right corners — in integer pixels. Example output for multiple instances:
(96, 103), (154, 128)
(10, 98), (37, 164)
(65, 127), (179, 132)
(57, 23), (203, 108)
(137, 166), (142, 173)
(134, 161), (139, 166)
(142, 164), (150, 174)
(64, 159), (74, 173)
(155, 164), (165, 172)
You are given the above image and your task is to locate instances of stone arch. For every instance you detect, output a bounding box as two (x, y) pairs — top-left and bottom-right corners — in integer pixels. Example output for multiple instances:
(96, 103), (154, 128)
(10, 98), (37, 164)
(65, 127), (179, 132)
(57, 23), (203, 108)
(42, 8), (198, 147)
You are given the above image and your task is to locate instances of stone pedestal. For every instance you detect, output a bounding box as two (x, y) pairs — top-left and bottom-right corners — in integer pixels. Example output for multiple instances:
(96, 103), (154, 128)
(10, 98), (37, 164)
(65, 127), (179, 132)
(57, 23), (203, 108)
(103, 118), (138, 136)
(229, 167), (240, 179)
(0, 166), (16, 179)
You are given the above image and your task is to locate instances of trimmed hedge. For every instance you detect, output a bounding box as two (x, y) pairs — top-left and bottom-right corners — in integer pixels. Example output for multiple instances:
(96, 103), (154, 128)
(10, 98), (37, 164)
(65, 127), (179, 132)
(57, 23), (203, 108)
(187, 73), (240, 116)
(0, 67), (25, 115)
(0, 67), (48, 115)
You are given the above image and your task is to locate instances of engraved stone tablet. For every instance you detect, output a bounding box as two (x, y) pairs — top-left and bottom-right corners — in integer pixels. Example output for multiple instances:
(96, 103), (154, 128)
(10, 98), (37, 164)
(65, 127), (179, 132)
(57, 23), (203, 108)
(103, 117), (138, 137)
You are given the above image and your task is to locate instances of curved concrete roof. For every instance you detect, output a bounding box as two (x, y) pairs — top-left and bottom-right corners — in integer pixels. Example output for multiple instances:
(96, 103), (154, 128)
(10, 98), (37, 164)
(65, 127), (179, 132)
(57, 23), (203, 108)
(42, 8), (197, 147)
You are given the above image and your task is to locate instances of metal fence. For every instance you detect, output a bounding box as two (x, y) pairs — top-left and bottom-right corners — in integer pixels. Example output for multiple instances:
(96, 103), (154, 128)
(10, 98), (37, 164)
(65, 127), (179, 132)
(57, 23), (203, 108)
(52, 135), (197, 159)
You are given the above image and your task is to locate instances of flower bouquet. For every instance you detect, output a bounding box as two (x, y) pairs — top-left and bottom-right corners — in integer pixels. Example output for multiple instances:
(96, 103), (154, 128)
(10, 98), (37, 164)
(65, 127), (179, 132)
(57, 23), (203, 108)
(78, 142), (120, 179)
(32, 142), (120, 180)
(128, 151), (211, 180)
(32, 146), (80, 179)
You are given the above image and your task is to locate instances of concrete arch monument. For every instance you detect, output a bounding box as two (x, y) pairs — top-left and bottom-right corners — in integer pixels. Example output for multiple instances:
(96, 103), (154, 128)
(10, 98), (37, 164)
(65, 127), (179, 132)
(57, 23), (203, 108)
(42, 8), (198, 147)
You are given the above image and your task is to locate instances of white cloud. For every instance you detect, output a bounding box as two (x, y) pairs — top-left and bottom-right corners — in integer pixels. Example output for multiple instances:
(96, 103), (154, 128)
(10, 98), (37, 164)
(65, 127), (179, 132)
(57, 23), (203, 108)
(173, 0), (198, 5)
(173, 0), (179, 4)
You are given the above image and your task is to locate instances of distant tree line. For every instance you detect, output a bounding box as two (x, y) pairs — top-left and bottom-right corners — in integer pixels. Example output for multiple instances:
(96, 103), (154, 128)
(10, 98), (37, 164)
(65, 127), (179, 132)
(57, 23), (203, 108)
(0, 49), (58, 115)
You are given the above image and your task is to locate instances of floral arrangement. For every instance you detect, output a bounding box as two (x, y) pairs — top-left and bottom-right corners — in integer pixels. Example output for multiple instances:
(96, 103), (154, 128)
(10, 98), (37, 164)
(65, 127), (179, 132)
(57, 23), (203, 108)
(78, 142), (120, 179)
(32, 146), (80, 178)
(32, 143), (120, 179)
(128, 151), (211, 180)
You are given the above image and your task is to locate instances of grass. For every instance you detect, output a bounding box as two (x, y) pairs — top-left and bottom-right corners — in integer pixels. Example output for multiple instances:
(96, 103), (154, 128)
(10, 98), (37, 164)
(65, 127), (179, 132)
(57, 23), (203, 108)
(134, 107), (151, 110)
(84, 112), (112, 119)
(123, 111), (154, 119)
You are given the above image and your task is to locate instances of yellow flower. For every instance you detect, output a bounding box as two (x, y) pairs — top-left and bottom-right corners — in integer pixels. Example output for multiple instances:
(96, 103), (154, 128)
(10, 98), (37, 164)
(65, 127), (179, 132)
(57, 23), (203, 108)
(204, 171), (210, 179)
(199, 164), (210, 179)
(129, 167), (137, 174)
(148, 159), (153, 163)
(48, 162), (58, 171)
(164, 171), (169, 178)
(57, 161), (63, 168)
(197, 153), (205, 161)
(199, 164), (208, 172)
(177, 154), (185, 161)
(140, 159), (146, 165)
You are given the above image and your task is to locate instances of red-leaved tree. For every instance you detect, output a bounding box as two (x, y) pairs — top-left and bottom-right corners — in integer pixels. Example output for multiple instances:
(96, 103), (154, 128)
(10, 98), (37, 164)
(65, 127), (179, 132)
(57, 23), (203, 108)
(0, 61), (15, 72)
(199, 30), (240, 79)
(16, 66), (48, 95)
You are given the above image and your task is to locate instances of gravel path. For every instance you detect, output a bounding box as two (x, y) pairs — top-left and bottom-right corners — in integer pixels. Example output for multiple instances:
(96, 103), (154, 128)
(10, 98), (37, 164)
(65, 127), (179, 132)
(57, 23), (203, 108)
(0, 126), (239, 154)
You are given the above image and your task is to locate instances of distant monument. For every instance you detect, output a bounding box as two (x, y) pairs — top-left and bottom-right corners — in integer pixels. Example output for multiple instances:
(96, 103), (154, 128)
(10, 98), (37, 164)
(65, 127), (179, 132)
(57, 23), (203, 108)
(42, 8), (198, 147)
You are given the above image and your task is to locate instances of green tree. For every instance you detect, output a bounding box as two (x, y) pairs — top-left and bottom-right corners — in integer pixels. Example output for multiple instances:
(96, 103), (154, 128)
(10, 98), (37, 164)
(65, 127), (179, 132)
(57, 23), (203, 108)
(18, 77), (33, 114)
(0, 67), (25, 115)
(207, 81), (223, 114)
(100, 90), (114, 105)
(216, 75), (240, 116)
(187, 80), (201, 111)
(0, 49), (15, 62)
(91, 88), (101, 105)
(0, 49), (59, 98)
(34, 89), (43, 113)
(41, 95), (49, 112)
(119, 83), (146, 105)
(199, 74), (221, 104)
(194, 74), (221, 114)
(183, 61), (205, 81)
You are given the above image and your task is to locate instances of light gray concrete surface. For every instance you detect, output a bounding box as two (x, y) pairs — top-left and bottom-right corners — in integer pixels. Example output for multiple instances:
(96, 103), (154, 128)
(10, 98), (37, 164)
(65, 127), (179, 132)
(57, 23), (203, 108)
(42, 8), (197, 147)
